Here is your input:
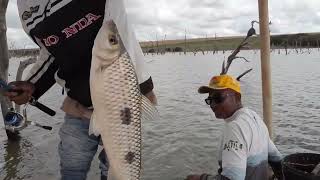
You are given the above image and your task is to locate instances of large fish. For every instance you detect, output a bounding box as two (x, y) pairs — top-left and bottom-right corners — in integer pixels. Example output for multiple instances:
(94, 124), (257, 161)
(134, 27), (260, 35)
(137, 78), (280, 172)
(89, 20), (156, 180)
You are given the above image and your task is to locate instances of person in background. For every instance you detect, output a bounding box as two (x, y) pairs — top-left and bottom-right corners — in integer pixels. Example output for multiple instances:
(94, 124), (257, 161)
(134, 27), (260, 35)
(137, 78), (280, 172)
(186, 74), (282, 180)
(4, 0), (157, 180)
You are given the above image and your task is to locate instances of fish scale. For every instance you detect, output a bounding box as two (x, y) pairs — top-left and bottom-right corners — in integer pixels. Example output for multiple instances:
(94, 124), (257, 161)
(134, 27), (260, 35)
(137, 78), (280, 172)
(91, 48), (142, 179)
(107, 56), (140, 179)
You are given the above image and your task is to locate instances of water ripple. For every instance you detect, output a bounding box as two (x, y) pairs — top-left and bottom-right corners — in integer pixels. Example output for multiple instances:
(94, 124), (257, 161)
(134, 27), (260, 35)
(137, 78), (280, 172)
(2, 52), (320, 179)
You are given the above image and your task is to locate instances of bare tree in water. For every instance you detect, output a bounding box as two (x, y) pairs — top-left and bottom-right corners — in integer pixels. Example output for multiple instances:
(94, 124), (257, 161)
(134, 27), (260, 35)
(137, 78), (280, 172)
(220, 21), (258, 81)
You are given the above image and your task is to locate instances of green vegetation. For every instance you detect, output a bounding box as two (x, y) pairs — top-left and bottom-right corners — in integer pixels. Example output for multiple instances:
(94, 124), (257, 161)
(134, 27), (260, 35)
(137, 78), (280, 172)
(140, 36), (259, 53)
(140, 32), (320, 54)
(8, 32), (320, 57)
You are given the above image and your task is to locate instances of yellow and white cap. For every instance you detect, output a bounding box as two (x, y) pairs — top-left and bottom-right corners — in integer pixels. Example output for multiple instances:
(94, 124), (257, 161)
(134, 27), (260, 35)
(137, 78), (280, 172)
(198, 74), (241, 94)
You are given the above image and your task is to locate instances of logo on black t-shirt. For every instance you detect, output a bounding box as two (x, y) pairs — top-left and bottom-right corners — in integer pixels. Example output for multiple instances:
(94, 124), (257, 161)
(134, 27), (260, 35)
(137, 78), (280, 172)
(22, 6), (40, 21)
(42, 13), (101, 47)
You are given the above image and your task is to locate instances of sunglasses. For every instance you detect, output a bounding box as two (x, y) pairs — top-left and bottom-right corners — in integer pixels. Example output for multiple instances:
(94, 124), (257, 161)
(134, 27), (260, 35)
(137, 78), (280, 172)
(205, 93), (229, 105)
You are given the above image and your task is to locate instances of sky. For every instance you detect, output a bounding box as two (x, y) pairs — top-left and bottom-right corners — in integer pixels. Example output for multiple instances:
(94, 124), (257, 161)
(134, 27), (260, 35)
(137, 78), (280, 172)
(5, 0), (320, 49)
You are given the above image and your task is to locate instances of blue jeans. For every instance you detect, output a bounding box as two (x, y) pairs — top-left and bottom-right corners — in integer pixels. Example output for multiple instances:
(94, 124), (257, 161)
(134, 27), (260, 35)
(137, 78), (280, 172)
(58, 114), (109, 180)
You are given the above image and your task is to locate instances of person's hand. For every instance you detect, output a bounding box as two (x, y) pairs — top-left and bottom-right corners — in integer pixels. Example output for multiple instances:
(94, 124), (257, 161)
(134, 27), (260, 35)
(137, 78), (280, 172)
(185, 174), (201, 180)
(3, 81), (35, 105)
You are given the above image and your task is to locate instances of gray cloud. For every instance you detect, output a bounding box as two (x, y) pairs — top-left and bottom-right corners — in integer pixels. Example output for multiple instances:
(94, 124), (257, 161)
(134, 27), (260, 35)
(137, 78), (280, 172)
(4, 0), (320, 48)
(5, 0), (35, 48)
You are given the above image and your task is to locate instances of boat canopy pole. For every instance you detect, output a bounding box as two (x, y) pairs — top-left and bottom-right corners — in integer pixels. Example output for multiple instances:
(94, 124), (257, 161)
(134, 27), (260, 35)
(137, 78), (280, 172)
(258, 0), (273, 137)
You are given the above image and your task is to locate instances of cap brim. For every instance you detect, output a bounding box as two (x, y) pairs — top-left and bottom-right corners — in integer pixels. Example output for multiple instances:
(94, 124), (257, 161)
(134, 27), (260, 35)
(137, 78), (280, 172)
(198, 86), (228, 94)
(198, 86), (214, 94)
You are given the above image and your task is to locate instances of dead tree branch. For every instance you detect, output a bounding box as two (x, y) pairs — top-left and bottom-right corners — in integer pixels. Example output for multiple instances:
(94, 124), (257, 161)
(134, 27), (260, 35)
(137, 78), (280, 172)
(237, 68), (253, 81)
(220, 20), (259, 78)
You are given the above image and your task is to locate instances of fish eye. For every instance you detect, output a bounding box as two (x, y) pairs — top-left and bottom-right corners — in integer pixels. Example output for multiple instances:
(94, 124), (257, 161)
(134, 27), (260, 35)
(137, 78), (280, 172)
(108, 34), (118, 45)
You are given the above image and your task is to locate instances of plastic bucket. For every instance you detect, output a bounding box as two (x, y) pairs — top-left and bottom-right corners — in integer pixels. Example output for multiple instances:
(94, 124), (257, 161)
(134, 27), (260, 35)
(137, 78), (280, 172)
(282, 153), (320, 180)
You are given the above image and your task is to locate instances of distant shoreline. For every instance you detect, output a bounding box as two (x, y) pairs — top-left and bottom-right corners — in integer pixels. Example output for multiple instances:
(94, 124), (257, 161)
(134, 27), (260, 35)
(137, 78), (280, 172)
(8, 32), (320, 57)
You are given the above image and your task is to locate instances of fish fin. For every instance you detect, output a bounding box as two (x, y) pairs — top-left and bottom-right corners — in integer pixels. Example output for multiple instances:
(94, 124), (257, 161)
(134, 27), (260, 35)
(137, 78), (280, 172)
(141, 95), (159, 121)
(89, 111), (100, 136)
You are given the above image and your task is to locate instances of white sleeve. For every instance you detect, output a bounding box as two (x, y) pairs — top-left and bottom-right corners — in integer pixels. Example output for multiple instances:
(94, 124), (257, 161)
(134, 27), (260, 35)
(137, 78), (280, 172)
(25, 41), (54, 82)
(221, 123), (249, 180)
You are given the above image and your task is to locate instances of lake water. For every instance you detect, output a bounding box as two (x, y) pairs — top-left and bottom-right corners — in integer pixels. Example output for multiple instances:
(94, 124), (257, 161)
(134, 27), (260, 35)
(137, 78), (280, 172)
(0, 49), (319, 180)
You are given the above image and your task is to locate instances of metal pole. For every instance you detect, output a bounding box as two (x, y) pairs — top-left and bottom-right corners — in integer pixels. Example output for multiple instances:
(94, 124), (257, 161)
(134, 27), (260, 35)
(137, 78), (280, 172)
(258, 0), (273, 137)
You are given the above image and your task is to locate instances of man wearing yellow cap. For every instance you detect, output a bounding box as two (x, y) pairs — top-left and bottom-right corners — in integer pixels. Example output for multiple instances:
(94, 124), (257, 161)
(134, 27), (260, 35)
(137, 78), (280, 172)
(186, 75), (283, 180)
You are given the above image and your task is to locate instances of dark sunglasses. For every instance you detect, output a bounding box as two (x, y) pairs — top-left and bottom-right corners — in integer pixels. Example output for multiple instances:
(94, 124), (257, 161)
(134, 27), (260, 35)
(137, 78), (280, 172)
(205, 93), (228, 105)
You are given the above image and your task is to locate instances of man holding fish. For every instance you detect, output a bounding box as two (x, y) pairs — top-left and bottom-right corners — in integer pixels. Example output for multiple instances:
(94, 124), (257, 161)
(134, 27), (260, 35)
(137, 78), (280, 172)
(4, 0), (157, 179)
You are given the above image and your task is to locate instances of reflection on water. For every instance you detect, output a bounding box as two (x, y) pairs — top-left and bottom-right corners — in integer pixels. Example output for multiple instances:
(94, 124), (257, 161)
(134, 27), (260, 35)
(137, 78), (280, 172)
(0, 50), (319, 179)
(1, 137), (33, 180)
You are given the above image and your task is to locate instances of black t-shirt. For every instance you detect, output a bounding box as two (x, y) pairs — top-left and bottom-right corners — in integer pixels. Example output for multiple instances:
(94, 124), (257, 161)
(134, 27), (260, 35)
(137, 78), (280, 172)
(17, 0), (153, 106)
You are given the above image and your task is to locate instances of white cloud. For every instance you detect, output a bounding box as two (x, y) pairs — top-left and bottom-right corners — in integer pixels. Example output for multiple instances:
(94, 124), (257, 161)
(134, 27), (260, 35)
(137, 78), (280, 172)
(4, 0), (320, 48)
(7, 27), (34, 49)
